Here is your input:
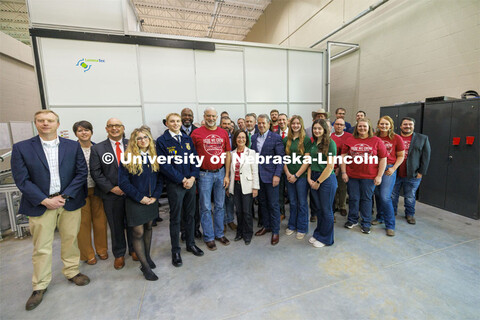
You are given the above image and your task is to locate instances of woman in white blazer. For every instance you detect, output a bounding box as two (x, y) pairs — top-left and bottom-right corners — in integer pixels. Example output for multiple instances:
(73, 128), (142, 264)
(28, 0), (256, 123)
(228, 130), (260, 245)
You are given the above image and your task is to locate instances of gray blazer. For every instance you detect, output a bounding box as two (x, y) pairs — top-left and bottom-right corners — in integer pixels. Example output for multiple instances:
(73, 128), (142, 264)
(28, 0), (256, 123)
(405, 132), (431, 178)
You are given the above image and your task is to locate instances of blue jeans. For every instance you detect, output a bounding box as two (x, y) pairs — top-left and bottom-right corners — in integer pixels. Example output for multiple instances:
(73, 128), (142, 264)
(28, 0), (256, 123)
(258, 181), (281, 234)
(374, 165), (397, 230)
(198, 168), (226, 242)
(347, 178), (375, 228)
(224, 192), (235, 224)
(310, 173), (337, 245)
(286, 176), (309, 234)
(392, 176), (422, 217)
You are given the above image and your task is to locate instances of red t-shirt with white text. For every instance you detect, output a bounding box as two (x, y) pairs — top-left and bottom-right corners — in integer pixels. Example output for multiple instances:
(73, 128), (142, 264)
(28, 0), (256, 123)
(398, 134), (412, 178)
(341, 136), (387, 179)
(379, 134), (405, 165)
(331, 131), (352, 169)
(191, 126), (231, 170)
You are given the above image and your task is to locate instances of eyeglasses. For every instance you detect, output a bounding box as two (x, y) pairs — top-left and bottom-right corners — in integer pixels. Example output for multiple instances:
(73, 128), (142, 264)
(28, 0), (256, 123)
(107, 124), (123, 129)
(136, 135), (149, 141)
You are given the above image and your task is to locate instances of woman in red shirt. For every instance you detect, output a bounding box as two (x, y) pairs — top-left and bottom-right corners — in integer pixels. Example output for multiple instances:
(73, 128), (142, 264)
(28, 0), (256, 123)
(372, 116), (405, 236)
(340, 119), (387, 234)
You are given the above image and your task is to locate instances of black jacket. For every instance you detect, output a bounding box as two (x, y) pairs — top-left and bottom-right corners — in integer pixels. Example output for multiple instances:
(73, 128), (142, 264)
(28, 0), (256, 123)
(90, 138), (129, 200)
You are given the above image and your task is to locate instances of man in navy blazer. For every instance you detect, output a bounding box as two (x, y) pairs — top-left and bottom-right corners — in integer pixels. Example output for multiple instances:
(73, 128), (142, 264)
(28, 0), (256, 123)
(11, 110), (89, 311)
(251, 114), (285, 245)
(90, 118), (134, 270)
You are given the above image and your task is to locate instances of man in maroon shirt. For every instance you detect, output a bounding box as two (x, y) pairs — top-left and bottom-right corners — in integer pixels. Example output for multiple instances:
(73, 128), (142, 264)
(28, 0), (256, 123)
(331, 118), (352, 217)
(191, 107), (232, 251)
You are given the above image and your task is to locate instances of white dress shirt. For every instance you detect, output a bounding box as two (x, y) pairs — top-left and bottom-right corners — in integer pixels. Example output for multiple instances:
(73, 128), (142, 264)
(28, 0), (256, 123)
(40, 136), (61, 195)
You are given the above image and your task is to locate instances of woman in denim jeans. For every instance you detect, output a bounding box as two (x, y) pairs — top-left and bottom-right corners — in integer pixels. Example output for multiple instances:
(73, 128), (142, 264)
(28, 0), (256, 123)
(307, 119), (337, 248)
(283, 115), (311, 240)
(372, 116), (405, 236)
(340, 119), (387, 235)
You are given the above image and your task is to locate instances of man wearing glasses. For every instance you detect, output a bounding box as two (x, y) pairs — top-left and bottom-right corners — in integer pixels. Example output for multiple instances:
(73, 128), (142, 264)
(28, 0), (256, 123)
(331, 118), (352, 218)
(90, 118), (135, 270)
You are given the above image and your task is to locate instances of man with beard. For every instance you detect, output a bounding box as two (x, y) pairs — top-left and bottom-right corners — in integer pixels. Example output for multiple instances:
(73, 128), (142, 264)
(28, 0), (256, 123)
(191, 107), (232, 251)
(270, 109), (280, 132)
(391, 117), (431, 225)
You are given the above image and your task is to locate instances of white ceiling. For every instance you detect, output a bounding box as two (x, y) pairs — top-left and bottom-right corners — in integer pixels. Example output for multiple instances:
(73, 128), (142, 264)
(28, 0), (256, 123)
(0, 0), (270, 46)
(0, 0), (30, 45)
(132, 0), (271, 41)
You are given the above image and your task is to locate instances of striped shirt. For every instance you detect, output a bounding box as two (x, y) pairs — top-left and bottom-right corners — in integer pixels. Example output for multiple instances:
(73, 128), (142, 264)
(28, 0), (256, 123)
(40, 136), (61, 195)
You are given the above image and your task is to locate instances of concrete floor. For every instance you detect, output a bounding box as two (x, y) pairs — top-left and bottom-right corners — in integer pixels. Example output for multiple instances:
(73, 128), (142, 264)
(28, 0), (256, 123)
(0, 198), (479, 320)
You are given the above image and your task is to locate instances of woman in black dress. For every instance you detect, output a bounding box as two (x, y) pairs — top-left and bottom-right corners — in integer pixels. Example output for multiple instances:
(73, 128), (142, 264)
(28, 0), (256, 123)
(119, 128), (163, 281)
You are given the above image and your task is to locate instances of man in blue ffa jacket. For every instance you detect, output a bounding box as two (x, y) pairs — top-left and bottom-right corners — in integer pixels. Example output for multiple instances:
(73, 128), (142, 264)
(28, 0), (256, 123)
(11, 110), (89, 311)
(90, 118), (135, 270)
(251, 114), (285, 245)
(179, 107), (202, 240)
(157, 113), (204, 267)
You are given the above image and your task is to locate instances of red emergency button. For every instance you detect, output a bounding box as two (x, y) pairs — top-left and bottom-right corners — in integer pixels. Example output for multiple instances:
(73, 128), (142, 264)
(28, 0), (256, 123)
(452, 137), (460, 145)
(466, 136), (475, 145)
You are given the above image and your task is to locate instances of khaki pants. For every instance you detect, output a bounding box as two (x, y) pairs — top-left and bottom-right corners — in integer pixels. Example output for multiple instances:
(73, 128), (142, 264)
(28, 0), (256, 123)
(77, 188), (108, 260)
(29, 207), (81, 290)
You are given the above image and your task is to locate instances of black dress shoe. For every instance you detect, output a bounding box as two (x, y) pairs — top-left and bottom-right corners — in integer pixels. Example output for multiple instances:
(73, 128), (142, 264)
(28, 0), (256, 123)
(172, 253), (183, 267)
(244, 239), (251, 245)
(195, 230), (203, 239)
(140, 266), (158, 281)
(186, 245), (204, 256)
(156, 216), (163, 222)
(181, 233), (186, 242)
(234, 235), (243, 241)
(26, 289), (47, 311)
(152, 220), (157, 226)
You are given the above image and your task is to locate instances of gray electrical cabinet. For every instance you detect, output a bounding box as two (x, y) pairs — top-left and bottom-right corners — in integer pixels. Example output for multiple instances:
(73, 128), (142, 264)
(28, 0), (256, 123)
(379, 102), (424, 134)
(420, 99), (479, 219)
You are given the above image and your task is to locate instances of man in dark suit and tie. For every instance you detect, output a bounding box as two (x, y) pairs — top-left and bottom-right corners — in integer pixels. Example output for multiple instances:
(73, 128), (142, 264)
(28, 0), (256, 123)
(179, 107), (202, 240)
(90, 118), (135, 270)
(251, 114), (285, 245)
(11, 110), (90, 311)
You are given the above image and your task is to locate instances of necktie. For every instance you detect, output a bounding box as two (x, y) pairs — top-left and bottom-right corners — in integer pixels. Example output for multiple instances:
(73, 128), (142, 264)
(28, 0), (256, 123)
(115, 141), (122, 165)
(282, 131), (285, 139)
(175, 135), (181, 144)
(248, 132), (251, 148)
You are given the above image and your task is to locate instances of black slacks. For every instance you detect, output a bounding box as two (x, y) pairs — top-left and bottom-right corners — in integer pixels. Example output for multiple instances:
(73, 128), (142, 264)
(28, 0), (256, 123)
(167, 182), (196, 253)
(103, 198), (133, 258)
(233, 182), (253, 241)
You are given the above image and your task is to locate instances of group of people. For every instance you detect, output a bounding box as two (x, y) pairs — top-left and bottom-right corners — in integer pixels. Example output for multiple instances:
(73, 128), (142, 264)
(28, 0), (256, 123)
(10, 106), (431, 310)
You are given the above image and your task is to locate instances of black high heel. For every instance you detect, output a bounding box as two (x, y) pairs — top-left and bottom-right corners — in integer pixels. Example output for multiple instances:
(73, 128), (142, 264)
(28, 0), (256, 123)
(140, 266), (158, 281)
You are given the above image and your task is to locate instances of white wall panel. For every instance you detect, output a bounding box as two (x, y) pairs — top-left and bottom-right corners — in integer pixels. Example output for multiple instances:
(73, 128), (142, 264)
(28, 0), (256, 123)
(288, 51), (323, 102)
(245, 47), (287, 102)
(28, 0), (124, 31)
(139, 46), (196, 103)
(288, 104), (324, 127)
(195, 49), (244, 103)
(40, 38), (141, 106)
(246, 104), (288, 118)
(51, 107), (143, 143)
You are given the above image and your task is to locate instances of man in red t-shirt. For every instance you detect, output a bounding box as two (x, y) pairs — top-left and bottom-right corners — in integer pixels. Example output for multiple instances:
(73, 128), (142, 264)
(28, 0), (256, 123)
(330, 118), (352, 217)
(191, 107), (232, 251)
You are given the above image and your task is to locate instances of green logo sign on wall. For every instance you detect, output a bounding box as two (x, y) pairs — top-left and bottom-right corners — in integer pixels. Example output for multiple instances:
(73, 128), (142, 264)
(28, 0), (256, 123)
(76, 58), (105, 72)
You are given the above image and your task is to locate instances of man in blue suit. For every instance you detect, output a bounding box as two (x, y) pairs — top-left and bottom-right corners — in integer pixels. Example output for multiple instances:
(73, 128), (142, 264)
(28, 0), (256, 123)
(11, 110), (89, 311)
(251, 114), (285, 245)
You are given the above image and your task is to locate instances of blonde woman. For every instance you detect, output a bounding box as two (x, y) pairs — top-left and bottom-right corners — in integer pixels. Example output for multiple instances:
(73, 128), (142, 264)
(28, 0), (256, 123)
(119, 128), (163, 281)
(372, 116), (405, 236)
(283, 115), (311, 239)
